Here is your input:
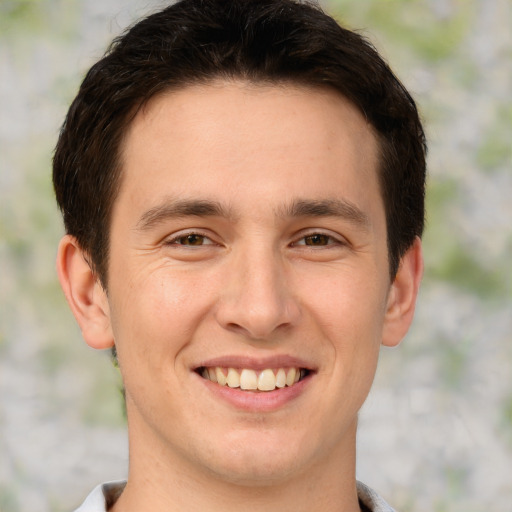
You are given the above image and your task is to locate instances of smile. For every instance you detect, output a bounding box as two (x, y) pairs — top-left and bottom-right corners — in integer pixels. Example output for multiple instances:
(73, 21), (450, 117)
(197, 367), (308, 392)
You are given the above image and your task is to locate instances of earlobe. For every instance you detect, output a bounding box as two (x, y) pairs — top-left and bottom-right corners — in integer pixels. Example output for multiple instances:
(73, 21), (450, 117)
(382, 237), (423, 347)
(56, 235), (114, 350)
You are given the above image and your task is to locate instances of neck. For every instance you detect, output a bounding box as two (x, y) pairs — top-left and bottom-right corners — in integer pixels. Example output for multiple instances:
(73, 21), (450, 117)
(112, 416), (361, 512)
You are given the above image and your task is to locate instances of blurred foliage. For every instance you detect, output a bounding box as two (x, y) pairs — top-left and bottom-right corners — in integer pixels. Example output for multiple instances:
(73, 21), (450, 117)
(422, 177), (507, 298)
(81, 363), (125, 427)
(329, 0), (475, 59)
(334, 0), (475, 62)
(429, 245), (506, 297)
(0, 0), (42, 30)
(477, 103), (512, 172)
(432, 465), (470, 512)
(0, 485), (20, 512)
(501, 394), (512, 448)
(0, 0), (77, 37)
(438, 337), (470, 390)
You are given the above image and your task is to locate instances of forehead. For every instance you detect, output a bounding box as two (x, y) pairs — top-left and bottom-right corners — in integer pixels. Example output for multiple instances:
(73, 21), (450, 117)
(128, 81), (376, 153)
(117, 80), (381, 218)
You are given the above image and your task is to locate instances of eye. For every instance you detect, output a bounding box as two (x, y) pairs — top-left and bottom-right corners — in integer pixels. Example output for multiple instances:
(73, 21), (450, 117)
(303, 234), (332, 246)
(294, 233), (341, 247)
(167, 233), (215, 246)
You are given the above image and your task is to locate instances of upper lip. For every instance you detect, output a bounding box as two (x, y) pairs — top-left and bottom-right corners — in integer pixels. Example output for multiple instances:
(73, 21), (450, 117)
(193, 354), (316, 372)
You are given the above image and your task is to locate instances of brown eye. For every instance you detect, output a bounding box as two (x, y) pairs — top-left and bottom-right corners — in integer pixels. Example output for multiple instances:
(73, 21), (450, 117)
(178, 234), (206, 246)
(304, 234), (331, 246)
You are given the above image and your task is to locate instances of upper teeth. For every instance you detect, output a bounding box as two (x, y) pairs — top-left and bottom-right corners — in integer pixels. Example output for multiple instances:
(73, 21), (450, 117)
(201, 367), (302, 392)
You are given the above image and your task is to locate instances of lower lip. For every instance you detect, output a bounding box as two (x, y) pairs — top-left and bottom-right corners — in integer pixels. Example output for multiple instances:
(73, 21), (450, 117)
(197, 373), (312, 412)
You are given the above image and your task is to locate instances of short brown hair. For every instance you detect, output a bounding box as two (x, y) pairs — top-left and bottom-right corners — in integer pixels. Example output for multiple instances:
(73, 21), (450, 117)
(53, 0), (426, 286)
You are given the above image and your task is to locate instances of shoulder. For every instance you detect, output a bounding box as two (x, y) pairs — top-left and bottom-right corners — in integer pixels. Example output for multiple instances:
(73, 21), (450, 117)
(357, 481), (397, 512)
(73, 481), (126, 512)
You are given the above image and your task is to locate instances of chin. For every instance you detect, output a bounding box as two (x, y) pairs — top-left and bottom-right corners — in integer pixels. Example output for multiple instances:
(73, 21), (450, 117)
(207, 457), (302, 487)
(197, 431), (310, 486)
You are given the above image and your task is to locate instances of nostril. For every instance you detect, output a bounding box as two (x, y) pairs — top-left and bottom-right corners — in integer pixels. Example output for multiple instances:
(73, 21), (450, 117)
(214, 274), (301, 340)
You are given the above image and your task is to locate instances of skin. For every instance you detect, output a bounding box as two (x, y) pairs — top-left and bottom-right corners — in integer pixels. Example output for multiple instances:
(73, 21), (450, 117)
(57, 81), (423, 512)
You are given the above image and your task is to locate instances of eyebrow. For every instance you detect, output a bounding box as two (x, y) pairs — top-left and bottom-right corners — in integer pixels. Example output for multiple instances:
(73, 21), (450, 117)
(279, 199), (371, 230)
(135, 197), (370, 231)
(136, 198), (233, 231)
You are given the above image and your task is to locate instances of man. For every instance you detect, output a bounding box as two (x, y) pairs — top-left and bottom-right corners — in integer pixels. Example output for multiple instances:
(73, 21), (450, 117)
(53, 0), (426, 510)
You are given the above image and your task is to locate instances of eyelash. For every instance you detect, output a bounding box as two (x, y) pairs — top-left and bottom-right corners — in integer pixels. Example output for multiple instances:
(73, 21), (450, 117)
(291, 232), (345, 248)
(164, 231), (216, 247)
(164, 230), (345, 249)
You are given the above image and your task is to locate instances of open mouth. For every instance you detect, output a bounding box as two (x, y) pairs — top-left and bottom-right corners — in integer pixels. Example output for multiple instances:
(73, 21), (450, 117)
(196, 366), (311, 392)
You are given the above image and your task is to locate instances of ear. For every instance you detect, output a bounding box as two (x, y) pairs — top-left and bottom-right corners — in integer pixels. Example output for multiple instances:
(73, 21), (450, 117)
(382, 237), (423, 347)
(56, 234), (114, 350)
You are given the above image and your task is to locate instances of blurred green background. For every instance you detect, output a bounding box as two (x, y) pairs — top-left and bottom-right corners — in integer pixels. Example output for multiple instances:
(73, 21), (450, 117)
(0, 0), (510, 510)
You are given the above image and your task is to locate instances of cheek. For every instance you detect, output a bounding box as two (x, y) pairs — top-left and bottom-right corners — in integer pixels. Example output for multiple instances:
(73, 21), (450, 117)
(109, 267), (217, 362)
(300, 265), (388, 332)
(301, 267), (387, 384)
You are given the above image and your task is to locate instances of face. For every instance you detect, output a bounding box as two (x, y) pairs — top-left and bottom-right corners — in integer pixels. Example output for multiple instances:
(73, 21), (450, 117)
(101, 81), (405, 484)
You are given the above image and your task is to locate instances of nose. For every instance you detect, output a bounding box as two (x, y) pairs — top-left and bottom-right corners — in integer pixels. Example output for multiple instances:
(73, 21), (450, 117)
(215, 246), (300, 340)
